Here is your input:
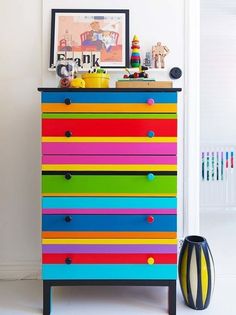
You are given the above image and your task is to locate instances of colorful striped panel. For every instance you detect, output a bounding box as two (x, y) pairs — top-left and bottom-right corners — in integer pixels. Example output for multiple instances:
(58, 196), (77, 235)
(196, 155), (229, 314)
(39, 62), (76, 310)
(42, 174), (177, 195)
(42, 142), (177, 155)
(42, 165), (177, 171)
(42, 197), (177, 209)
(42, 193), (177, 197)
(42, 209), (176, 215)
(42, 155), (177, 171)
(42, 214), (177, 231)
(42, 253), (177, 264)
(42, 113), (177, 119)
(42, 238), (177, 245)
(42, 155), (177, 165)
(42, 92), (177, 103)
(42, 119), (177, 137)
(42, 232), (177, 239)
(42, 244), (177, 254)
(42, 136), (177, 143)
(41, 103), (177, 113)
(42, 264), (177, 280)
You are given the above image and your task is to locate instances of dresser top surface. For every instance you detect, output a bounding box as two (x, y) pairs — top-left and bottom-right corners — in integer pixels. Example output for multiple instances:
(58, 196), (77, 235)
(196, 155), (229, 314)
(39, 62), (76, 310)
(38, 88), (182, 93)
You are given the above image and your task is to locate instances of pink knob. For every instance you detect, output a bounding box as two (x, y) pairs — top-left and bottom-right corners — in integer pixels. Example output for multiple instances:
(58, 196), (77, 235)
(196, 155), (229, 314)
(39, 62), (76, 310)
(147, 98), (155, 105)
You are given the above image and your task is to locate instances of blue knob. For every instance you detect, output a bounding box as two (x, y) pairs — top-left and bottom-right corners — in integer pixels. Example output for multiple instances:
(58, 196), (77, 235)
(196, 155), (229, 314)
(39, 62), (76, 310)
(147, 130), (155, 138)
(147, 173), (155, 181)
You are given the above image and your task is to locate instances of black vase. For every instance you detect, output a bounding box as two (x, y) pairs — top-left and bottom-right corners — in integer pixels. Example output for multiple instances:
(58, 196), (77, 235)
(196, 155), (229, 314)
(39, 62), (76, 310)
(178, 235), (215, 310)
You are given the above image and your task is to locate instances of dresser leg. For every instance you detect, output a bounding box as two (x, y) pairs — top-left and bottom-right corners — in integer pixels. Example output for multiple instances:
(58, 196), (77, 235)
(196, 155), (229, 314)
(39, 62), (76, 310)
(168, 281), (176, 315)
(43, 281), (52, 315)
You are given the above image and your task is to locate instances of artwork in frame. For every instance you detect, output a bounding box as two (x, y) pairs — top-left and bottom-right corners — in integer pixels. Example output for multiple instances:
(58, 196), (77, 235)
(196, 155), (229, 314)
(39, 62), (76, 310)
(50, 9), (130, 69)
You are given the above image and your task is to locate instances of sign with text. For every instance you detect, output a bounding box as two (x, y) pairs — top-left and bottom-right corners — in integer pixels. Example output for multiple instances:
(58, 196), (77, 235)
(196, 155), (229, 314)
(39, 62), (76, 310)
(57, 52), (100, 68)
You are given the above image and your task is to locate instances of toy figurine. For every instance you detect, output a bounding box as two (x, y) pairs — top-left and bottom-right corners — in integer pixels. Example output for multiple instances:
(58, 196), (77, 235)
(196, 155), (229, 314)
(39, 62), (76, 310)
(59, 77), (71, 88)
(70, 77), (85, 88)
(138, 66), (149, 78)
(143, 52), (152, 67)
(123, 66), (148, 79)
(130, 35), (141, 68)
(152, 42), (170, 68)
(56, 60), (75, 79)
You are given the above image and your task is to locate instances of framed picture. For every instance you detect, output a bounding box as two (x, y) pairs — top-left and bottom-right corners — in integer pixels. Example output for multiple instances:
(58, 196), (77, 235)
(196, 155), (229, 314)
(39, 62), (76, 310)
(50, 9), (129, 69)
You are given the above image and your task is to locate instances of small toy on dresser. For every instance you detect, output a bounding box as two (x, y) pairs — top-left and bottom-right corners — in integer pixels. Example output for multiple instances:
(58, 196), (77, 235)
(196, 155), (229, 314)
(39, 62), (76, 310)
(123, 66), (149, 79)
(56, 60), (110, 88)
(81, 67), (110, 88)
(70, 74), (86, 88)
(152, 42), (169, 68)
(56, 60), (86, 88)
(56, 60), (75, 88)
(130, 35), (141, 68)
(116, 65), (173, 88)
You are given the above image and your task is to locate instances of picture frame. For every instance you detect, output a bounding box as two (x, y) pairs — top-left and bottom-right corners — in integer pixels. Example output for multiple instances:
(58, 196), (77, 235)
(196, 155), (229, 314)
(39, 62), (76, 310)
(50, 9), (130, 69)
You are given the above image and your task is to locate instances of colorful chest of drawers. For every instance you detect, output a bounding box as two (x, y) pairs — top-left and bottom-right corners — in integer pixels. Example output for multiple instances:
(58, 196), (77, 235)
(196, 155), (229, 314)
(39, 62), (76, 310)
(39, 87), (181, 315)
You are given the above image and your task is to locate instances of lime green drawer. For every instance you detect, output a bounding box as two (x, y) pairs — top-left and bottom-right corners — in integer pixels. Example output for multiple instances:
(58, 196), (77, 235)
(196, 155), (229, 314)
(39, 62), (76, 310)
(42, 172), (177, 196)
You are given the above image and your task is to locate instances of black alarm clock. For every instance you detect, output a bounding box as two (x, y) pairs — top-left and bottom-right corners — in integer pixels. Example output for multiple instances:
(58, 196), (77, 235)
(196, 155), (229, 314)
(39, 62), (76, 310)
(169, 67), (182, 79)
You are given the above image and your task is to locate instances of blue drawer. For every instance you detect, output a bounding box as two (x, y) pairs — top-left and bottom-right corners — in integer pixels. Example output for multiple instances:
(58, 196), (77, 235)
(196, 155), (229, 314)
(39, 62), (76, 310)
(42, 214), (177, 232)
(42, 92), (177, 104)
(42, 264), (177, 280)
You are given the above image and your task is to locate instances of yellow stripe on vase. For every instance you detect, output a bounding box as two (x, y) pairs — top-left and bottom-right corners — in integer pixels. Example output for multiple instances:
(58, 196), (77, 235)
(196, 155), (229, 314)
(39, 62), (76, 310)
(201, 248), (209, 306)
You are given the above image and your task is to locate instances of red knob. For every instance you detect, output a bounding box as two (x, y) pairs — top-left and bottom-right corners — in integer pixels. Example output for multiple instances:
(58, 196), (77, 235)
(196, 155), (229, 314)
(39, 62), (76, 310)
(147, 215), (155, 223)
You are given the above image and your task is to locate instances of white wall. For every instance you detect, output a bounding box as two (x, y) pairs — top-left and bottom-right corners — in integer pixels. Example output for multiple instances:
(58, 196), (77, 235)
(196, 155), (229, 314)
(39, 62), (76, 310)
(0, 0), (187, 279)
(201, 0), (236, 144)
(0, 0), (41, 278)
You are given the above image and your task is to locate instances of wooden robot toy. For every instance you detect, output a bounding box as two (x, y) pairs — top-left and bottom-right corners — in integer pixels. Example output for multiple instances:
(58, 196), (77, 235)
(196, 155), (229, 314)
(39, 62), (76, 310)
(152, 42), (170, 68)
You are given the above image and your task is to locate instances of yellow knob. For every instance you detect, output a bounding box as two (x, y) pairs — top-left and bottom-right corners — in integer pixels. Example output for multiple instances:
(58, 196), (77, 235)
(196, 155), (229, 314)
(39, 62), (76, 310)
(147, 257), (155, 265)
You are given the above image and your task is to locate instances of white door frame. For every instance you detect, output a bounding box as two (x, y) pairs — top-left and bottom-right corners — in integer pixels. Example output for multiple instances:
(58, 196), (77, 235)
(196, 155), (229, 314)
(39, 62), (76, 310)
(183, 0), (200, 235)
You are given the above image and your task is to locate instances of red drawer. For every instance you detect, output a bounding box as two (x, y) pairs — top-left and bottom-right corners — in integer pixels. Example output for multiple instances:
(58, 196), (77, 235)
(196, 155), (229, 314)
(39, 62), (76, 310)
(42, 119), (177, 137)
(42, 253), (177, 264)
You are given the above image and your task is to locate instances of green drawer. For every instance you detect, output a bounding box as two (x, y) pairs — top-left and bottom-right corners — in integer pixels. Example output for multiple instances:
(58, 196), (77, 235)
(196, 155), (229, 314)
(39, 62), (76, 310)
(42, 172), (177, 196)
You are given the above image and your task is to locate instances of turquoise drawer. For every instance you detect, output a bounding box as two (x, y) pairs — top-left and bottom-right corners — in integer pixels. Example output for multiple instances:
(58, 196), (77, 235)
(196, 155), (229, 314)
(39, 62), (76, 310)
(42, 214), (177, 232)
(42, 197), (177, 208)
(42, 91), (177, 104)
(42, 264), (177, 280)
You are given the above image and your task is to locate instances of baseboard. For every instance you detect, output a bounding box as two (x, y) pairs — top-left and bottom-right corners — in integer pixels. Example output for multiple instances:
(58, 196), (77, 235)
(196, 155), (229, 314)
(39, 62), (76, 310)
(0, 262), (40, 280)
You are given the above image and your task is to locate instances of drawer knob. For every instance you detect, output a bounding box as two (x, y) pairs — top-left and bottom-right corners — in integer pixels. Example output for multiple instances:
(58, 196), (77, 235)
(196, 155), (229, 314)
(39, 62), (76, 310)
(147, 173), (155, 181)
(65, 257), (72, 264)
(65, 215), (72, 222)
(65, 130), (72, 137)
(147, 98), (155, 105)
(147, 130), (155, 138)
(65, 173), (72, 180)
(147, 257), (155, 265)
(64, 98), (71, 105)
(147, 215), (155, 223)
